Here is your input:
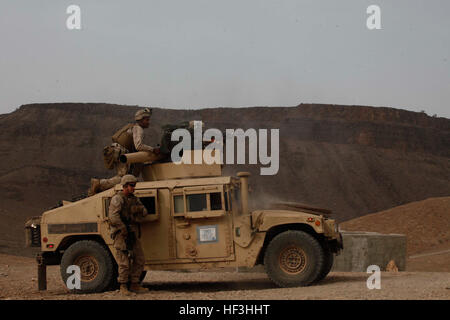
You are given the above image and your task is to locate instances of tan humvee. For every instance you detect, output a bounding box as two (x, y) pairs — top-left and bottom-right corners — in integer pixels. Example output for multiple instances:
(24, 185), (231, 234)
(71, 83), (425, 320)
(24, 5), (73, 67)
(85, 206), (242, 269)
(25, 151), (342, 293)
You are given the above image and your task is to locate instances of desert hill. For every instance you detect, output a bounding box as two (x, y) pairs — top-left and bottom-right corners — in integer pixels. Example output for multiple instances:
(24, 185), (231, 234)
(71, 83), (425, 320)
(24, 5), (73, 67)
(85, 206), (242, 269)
(0, 102), (449, 256)
(341, 197), (450, 272)
(341, 196), (450, 255)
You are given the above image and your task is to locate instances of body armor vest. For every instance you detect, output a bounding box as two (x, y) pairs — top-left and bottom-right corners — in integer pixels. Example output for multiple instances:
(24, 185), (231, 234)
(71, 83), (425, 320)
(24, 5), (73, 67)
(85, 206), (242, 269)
(112, 123), (136, 152)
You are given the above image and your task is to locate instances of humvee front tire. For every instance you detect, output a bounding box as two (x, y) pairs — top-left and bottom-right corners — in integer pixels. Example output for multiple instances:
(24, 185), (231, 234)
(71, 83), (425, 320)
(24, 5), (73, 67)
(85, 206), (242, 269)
(140, 270), (147, 283)
(314, 249), (334, 283)
(60, 240), (115, 293)
(264, 230), (324, 287)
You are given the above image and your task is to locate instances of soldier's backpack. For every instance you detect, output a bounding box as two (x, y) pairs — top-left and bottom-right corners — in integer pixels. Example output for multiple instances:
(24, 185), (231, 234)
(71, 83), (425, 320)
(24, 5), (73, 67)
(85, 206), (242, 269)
(103, 146), (116, 170)
(112, 123), (136, 152)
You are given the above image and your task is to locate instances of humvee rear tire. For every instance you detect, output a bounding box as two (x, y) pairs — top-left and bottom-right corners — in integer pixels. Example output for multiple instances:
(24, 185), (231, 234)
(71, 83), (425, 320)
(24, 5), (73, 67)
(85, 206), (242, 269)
(314, 249), (334, 283)
(264, 230), (324, 287)
(60, 240), (115, 293)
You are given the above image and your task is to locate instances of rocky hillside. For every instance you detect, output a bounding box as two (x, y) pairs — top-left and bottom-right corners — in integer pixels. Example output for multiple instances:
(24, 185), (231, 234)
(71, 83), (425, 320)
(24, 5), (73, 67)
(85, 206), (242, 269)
(0, 103), (449, 256)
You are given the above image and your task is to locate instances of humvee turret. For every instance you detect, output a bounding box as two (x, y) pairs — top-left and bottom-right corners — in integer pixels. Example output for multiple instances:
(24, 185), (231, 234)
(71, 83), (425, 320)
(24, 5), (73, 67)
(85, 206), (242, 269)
(25, 151), (342, 293)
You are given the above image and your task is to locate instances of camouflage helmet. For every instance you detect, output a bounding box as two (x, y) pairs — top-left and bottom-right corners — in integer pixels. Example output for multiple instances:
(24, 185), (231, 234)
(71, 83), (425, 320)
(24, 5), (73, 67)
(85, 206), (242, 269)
(121, 174), (138, 186)
(135, 107), (152, 121)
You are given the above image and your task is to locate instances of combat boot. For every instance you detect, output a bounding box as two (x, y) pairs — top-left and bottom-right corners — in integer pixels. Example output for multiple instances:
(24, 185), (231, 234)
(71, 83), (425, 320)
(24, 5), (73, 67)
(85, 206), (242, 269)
(120, 284), (133, 296)
(129, 283), (149, 294)
(88, 178), (101, 196)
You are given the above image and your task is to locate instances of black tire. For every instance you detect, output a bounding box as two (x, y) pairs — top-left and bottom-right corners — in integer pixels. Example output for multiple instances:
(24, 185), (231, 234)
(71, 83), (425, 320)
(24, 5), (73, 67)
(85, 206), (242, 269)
(139, 270), (147, 283)
(264, 230), (324, 287)
(314, 249), (334, 283)
(60, 240), (115, 293)
(107, 260), (120, 291)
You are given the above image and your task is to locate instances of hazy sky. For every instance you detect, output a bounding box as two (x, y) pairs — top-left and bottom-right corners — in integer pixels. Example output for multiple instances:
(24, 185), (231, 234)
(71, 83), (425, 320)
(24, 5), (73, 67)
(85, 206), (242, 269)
(1, 0), (449, 117)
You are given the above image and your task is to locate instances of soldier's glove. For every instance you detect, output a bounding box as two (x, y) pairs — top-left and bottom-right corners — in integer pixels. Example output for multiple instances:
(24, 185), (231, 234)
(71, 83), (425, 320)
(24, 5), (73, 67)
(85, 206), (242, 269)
(153, 147), (160, 155)
(131, 205), (145, 215)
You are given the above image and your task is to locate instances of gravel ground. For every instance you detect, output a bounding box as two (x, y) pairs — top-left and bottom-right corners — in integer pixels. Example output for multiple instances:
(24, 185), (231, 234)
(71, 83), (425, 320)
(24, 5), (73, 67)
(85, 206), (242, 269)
(0, 254), (449, 300)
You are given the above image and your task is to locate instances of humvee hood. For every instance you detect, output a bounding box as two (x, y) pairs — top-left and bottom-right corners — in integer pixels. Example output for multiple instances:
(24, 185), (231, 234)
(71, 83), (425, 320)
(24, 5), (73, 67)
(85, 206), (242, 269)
(251, 209), (324, 232)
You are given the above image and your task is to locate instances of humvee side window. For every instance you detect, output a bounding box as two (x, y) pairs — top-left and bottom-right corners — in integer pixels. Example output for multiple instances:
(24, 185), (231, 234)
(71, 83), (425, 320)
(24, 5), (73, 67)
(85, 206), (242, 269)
(139, 196), (156, 215)
(172, 185), (225, 216)
(187, 194), (207, 212)
(174, 195), (184, 213)
(210, 192), (222, 210)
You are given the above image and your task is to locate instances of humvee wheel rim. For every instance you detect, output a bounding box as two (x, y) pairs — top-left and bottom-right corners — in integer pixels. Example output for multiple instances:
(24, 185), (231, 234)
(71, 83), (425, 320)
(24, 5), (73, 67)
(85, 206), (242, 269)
(279, 245), (307, 274)
(74, 255), (99, 282)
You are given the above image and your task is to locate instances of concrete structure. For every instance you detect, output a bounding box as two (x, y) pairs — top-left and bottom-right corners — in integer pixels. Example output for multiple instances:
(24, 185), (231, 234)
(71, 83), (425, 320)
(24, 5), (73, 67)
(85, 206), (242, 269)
(332, 231), (407, 272)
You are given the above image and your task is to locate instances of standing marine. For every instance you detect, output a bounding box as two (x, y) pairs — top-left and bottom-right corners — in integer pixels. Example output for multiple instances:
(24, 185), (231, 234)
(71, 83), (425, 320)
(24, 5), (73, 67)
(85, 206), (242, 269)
(108, 174), (149, 295)
(88, 107), (160, 196)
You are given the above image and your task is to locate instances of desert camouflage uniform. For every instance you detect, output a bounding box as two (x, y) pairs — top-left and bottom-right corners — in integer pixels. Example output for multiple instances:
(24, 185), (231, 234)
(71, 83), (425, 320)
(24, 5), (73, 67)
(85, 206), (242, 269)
(131, 124), (155, 153)
(108, 191), (148, 284)
(99, 124), (155, 190)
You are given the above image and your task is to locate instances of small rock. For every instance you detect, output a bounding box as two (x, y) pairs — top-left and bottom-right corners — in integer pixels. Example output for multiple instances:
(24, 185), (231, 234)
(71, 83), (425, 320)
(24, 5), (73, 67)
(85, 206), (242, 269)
(386, 260), (399, 272)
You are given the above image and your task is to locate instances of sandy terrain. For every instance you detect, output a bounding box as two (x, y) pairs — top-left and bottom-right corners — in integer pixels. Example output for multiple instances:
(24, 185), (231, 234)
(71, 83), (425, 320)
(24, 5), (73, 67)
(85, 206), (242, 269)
(0, 253), (448, 300)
